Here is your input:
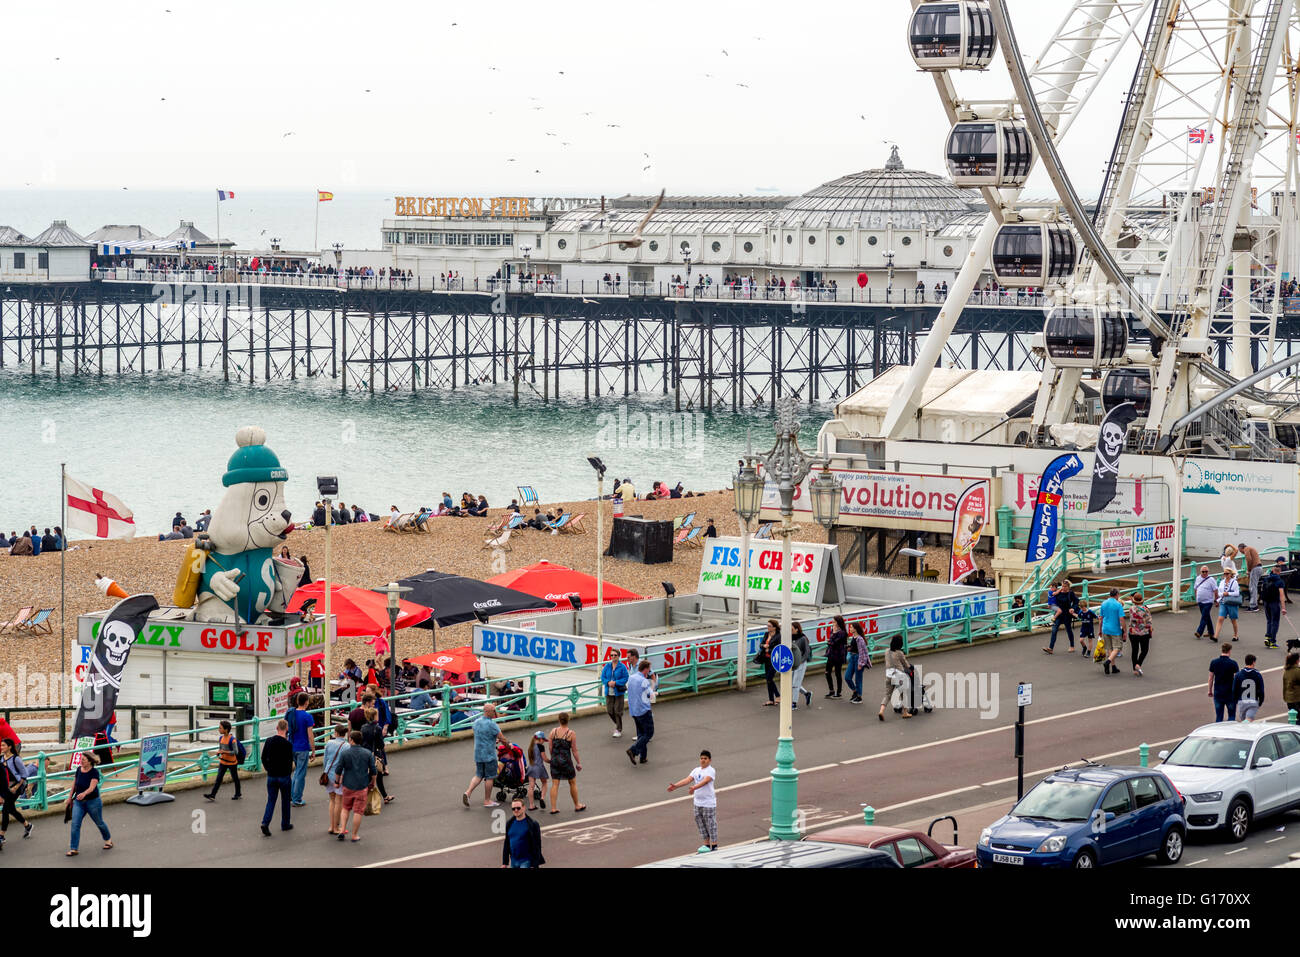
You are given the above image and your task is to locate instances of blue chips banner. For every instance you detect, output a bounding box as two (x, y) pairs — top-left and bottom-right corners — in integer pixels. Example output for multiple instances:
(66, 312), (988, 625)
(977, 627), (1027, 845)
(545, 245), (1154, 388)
(1025, 453), (1085, 563)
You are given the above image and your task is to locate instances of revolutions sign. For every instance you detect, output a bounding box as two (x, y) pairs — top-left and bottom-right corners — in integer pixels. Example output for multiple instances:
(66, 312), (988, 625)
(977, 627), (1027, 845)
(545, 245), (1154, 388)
(761, 468), (989, 531)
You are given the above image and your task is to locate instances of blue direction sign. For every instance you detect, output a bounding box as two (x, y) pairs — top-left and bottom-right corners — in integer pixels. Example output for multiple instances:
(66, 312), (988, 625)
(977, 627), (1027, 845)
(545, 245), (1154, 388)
(771, 644), (794, 674)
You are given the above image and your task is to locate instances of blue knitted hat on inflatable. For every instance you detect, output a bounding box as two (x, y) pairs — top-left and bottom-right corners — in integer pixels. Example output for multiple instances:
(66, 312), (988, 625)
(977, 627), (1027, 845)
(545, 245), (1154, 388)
(223, 426), (288, 487)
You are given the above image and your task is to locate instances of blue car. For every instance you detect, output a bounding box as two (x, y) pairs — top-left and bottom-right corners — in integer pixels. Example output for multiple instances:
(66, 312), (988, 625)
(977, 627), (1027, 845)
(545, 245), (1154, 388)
(976, 765), (1186, 869)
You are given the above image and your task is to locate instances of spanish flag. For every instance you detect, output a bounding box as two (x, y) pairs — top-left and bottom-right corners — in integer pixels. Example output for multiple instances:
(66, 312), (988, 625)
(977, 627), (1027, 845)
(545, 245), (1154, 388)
(318, 190), (334, 202)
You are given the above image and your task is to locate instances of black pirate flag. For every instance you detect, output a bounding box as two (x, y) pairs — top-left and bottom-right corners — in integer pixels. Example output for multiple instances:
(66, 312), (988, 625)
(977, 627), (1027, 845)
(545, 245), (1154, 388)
(72, 594), (159, 741)
(1087, 402), (1139, 514)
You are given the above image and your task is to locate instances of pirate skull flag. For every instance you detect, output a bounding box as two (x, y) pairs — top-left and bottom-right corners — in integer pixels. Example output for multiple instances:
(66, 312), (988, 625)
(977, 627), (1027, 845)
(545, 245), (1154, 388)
(72, 594), (159, 741)
(1087, 402), (1139, 514)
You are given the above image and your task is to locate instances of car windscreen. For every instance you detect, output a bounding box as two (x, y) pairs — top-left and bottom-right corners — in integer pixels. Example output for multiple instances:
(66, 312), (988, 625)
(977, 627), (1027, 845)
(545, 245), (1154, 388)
(1011, 780), (1102, 822)
(1163, 736), (1249, 770)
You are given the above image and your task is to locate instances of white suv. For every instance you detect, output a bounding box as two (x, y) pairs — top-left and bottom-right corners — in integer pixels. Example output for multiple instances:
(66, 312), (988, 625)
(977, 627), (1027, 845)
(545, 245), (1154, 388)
(1158, 721), (1300, 842)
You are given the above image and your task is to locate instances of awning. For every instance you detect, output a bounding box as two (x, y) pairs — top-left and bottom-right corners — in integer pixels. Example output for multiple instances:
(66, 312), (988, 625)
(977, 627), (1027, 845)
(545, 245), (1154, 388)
(486, 559), (646, 608)
(98, 238), (198, 256)
(379, 569), (556, 627)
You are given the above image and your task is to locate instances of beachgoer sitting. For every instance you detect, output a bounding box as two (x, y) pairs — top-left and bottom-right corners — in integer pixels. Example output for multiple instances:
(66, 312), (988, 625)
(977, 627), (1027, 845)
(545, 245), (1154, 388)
(10, 533), (32, 556)
(335, 503), (351, 525)
(312, 502), (327, 526)
(507, 499), (521, 513)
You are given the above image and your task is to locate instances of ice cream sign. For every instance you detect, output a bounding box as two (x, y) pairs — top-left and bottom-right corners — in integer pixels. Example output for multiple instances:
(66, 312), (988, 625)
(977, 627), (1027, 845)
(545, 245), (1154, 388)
(697, 537), (844, 604)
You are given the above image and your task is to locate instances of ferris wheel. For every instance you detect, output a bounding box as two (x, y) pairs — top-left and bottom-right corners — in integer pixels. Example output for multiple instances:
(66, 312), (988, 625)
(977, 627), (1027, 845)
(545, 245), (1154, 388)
(884, 0), (1300, 459)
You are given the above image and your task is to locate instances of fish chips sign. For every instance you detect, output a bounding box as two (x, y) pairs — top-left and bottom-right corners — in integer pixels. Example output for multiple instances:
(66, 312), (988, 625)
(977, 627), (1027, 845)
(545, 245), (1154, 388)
(697, 537), (844, 604)
(761, 468), (988, 530)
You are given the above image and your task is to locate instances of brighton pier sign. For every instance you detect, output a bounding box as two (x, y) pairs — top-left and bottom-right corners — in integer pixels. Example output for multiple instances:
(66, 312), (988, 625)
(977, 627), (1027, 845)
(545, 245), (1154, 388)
(393, 195), (603, 218)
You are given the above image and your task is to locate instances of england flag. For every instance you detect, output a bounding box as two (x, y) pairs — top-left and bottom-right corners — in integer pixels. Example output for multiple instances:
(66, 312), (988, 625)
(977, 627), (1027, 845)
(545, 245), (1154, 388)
(66, 475), (136, 539)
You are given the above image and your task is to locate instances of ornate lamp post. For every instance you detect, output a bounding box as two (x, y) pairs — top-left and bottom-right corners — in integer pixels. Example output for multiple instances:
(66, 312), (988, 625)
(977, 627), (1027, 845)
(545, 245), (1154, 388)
(751, 396), (841, 840)
(732, 448), (765, 692)
(383, 581), (412, 701)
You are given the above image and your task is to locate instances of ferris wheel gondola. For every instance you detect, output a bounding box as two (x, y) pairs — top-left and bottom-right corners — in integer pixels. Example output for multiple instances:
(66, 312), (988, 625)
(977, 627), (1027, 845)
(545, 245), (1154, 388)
(1043, 306), (1128, 368)
(992, 222), (1077, 287)
(908, 1), (998, 71)
(945, 120), (1033, 188)
(1101, 367), (1153, 418)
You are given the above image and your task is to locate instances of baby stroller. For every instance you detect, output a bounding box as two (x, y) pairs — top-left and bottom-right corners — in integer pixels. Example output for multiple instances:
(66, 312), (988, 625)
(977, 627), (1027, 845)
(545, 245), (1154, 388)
(891, 665), (934, 717)
(493, 741), (529, 804)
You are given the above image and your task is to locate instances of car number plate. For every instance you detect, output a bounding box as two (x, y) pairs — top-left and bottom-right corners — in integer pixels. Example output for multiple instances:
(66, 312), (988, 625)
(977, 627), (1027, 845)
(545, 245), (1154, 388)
(992, 852), (1024, 865)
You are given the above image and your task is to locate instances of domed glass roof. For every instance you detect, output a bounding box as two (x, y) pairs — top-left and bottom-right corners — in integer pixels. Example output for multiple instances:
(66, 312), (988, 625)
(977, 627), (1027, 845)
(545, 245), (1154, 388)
(775, 147), (981, 230)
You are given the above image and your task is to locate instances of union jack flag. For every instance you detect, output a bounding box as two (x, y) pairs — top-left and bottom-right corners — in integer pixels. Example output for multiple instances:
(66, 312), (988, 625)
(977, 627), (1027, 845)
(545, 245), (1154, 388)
(1188, 128), (1214, 144)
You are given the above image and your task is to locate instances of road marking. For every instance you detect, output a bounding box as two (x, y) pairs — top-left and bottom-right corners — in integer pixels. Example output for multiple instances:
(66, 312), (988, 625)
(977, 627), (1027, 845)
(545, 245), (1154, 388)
(801, 786), (983, 832)
(1266, 836), (1287, 844)
(1224, 847), (1248, 855)
(979, 735), (1187, 787)
(1185, 858), (1208, 866)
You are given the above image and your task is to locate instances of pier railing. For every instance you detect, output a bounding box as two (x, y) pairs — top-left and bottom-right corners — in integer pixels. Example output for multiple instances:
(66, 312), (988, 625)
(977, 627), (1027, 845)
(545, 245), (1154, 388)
(12, 555), (1232, 813)
(76, 269), (1300, 313)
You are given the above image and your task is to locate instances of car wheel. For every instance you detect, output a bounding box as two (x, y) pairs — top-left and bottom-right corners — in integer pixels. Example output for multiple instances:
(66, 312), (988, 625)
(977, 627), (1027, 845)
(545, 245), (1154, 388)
(1072, 848), (1096, 869)
(1158, 827), (1184, 865)
(1225, 799), (1251, 843)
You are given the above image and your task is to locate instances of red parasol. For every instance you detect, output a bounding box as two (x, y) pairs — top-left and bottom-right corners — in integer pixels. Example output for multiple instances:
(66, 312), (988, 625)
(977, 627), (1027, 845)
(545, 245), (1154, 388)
(286, 580), (432, 637)
(486, 560), (645, 608)
(407, 646), (481, 673)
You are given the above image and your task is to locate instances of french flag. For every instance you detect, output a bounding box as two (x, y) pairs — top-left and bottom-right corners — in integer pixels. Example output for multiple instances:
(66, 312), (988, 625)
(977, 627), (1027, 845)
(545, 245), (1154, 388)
(217, 189), (235, 201)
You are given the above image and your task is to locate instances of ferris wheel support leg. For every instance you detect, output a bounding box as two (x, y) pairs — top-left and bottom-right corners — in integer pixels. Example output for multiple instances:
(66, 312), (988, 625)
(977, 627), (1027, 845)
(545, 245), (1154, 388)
(881, 213), (1001, 440)
(1232, 242), (1252, 381)
(1039, 367), (1084, 429)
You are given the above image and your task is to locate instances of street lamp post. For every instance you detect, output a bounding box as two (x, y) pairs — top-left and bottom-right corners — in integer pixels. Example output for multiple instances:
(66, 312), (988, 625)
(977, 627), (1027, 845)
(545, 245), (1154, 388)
(751, 396), (841, 841)
(520, 244), (532, 291)
(383, 582), (412, 701)
(317, 476), (338, 708)
(682, 243), (693, 296)
(588, 456), (608, 659)
(885, 249), (896, 303)
(733, 448), (765, 692)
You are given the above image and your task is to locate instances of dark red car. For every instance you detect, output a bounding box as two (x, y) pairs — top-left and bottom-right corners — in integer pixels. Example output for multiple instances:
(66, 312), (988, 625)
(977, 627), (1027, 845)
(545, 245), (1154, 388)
(808, 823), (977, 868)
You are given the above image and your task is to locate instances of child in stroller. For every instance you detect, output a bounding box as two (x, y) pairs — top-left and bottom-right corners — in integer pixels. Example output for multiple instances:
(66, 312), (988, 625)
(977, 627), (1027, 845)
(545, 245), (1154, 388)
(493, 741), (529, 804)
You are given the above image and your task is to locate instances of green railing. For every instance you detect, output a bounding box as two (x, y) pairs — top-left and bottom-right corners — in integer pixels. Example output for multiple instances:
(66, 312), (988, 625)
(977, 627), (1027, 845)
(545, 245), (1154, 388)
(16, 540), (1278, 813)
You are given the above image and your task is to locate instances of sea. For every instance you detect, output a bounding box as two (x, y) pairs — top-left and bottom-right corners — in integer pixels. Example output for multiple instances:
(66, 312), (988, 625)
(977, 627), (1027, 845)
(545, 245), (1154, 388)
(0, 188), (834, 535)
(0, 371), (832, 539)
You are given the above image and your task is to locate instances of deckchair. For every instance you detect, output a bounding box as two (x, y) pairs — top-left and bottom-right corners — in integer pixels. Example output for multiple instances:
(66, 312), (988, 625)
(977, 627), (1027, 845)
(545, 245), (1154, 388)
(674, 511), (697, 531)
(483, 525), (513, 551)
(485, 513), (511, 536)
(566, 513), (587, 534)
(754, 522), (774, 540)
(506, 513), (527, 530)
(0, 606), (33, 635)
(517, 486), (541, 508)
(19, 607), (54, 636)
(673, 526), (691, 546)
(681, 526), (705, 547)
(545, 513), (572, 534)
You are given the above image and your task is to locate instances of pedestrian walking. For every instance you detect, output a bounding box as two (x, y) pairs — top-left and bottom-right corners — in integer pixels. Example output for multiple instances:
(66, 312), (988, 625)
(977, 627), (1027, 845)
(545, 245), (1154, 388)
(1261, 558), (1289, 650)
(462, 703), (507, 808)
(1216, 567), (1242, 642)
(526, 731), (548, 810)
(1221, 543), (1239, 576)
(500, 798), (545, 868)
(0, 738), (32, 849)
(790, 622), (813, 710)
(321, 724), (348, 835)
(1043, 581), (1078, 653)
(1099, 588), (1128, 676)
(667, 749), (718, 853)
(1193, 566), (1218, 639)
(758, 619), (781, 706)
(878, 635), (912, 721)
(204, 719), (242, 801)
(600, 655), (629, 737)
(1077, 599), (1096, 658)
(547, 712), (586, 813)
(333, 730), (376, 843)
(1233, 654), (1265, 722)
(825, 615), (847, 698)
(361, 708), (394, 805)
(1128, 593), (1153, 676)
(287, 692), (314, 807)
(1240, 542), (1263, 611)
(847, 620), (872, 703)
(65, 752), (112, 856)
(1208, 643), (1240, 722)
(259, 718), (294, 836)
(627, 659), (656, 765)
(1282, 652), (1300, 718)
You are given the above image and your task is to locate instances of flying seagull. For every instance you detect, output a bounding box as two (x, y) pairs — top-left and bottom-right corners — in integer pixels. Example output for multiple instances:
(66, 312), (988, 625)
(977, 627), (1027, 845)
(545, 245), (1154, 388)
(587, 189), (664, 250)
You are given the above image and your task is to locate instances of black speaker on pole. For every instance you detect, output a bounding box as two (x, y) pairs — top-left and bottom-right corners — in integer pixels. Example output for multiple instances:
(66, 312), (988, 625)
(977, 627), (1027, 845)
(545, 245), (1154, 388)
(609, 516), (674, 564)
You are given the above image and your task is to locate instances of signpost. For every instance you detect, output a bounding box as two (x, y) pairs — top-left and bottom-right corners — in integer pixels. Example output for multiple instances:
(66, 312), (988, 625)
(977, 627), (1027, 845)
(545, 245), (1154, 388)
(125, 733), (175, 806)
(1015, 682), (1031, 799)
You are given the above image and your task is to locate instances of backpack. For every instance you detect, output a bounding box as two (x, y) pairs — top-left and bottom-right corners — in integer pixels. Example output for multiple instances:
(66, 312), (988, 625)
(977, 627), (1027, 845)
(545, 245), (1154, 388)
(234, 736), (247, 764)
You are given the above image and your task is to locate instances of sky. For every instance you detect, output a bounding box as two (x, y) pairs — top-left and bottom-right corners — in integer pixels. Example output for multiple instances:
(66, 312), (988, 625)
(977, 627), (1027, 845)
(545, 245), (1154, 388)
(1, 0), (1120, 198)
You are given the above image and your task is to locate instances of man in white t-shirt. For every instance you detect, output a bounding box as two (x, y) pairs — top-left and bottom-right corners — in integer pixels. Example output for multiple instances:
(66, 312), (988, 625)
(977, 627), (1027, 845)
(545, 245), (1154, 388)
(667, 750), (717, 853)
